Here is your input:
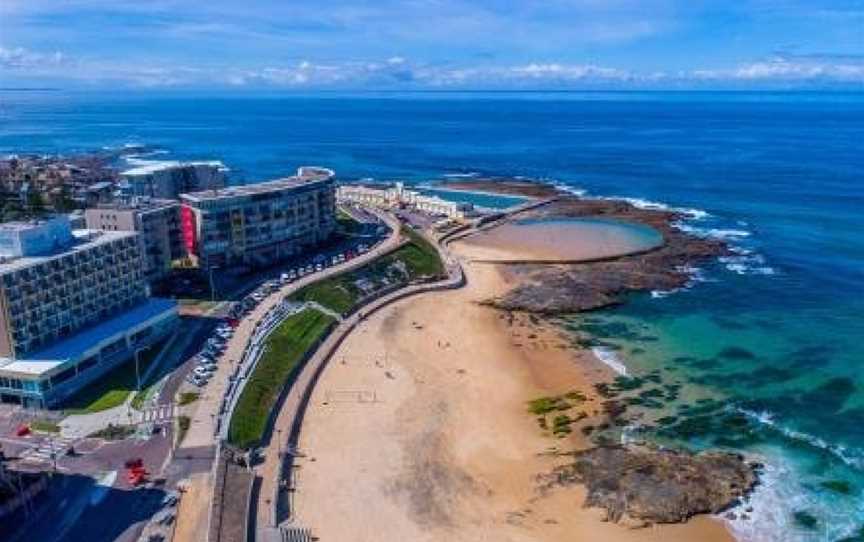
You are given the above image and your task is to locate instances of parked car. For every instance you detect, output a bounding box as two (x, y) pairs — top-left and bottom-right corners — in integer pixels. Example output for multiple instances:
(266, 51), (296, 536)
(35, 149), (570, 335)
(161, 492), (179, 507)
(194, 367), (214, 378)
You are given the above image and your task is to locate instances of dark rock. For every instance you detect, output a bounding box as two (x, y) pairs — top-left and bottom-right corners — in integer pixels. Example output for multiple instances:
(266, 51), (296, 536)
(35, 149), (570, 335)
(464, 188), (729, 314)
(542, 445), (758, 524)
(718, 346), (756, 360)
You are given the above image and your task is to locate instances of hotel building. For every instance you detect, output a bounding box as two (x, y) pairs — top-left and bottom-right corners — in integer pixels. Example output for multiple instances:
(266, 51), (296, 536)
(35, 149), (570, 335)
(85, 199), (184, 284)
(122, 161), (228, 200)
(0, 217), (177, 407)
(337, 182), (474, 219)
(179, 167), (336, 269)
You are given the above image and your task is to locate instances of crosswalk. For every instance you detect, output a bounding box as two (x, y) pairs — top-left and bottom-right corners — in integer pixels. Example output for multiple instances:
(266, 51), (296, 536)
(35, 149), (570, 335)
(136, 403), (175, 424)
(281, 527), (313, 542)
(19, 435), (76, 465)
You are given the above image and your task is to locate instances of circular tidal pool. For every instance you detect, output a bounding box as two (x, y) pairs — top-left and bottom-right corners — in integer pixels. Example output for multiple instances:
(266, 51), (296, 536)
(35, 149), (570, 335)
(461, 217), (664, 262)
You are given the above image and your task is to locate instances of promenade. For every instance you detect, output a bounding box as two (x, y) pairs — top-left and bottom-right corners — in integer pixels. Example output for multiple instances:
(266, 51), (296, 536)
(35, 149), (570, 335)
(180, 211), (404, 450)
(252, 224), (465, 541)
(172, 210), (403, 542)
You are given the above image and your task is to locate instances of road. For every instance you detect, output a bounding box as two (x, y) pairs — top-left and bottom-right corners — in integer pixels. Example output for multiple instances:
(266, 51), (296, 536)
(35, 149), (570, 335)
(179, 210), (404, 451)
(171, 209), (404, 542)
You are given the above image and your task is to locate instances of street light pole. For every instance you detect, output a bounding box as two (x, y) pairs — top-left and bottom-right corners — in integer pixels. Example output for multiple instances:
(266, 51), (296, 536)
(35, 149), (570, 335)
(134, 348), (141, 393)
(208, 265), (219, 302)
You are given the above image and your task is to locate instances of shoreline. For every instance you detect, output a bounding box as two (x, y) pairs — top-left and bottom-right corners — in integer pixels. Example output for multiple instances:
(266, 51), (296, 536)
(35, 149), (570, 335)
(291, 239), (736, 541)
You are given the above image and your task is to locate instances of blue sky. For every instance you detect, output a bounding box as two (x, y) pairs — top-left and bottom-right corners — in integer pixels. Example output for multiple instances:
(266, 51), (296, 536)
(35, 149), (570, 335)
(1, 0), (863, 89)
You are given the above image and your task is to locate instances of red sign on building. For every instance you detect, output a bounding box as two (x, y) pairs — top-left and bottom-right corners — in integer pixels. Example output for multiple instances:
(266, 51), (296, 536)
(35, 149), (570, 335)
(180, 205), (197, 254)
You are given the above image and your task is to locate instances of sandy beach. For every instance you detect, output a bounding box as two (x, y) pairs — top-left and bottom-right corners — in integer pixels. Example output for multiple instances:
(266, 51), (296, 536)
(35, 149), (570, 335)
(292, 239), (733, 542)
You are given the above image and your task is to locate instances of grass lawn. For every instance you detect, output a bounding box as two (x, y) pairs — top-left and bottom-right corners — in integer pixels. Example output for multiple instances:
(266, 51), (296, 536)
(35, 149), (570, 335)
(227, 309), (335, 449)
(88, 423), (135, 440)
(383, 227), (445, 278)
(178, 392), (200, 406)
(289, 227), (444, 315)
(290, 277), (358, 314)
(61, 340), (167, 414)
(177, 415), (191, 445)
(30, 419), (61, 433)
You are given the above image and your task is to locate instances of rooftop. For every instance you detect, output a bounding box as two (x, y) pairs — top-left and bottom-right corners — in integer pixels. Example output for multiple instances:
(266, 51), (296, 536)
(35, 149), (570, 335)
(0, 297), (177, 377)
(90, 198), (179, 212)
(180, 166), (335, 203)
(122, 159), (228, 177)
(0, 219), (59, 233)
(0, 229), (138, 275)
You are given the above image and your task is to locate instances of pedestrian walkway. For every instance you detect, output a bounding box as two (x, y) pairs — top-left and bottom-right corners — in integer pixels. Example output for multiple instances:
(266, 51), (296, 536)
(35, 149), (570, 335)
(135, 403), (175, 424)
(19, 434), (77, 465)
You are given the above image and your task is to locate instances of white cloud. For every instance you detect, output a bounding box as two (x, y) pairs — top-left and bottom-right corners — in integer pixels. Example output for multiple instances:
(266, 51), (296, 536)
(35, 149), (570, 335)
(693, 54), (864, 83)
(2, 44), (863, 89)
(0, 46), (66, 69)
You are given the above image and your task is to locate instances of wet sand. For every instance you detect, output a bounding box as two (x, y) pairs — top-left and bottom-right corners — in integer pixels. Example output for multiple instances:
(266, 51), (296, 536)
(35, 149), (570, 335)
(460, 217), (663, 263)
(292, 241), (732, 542)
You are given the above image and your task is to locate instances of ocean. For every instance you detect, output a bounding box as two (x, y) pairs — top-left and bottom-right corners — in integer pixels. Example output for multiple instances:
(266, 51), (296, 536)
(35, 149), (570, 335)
(1, 90), (863, 541)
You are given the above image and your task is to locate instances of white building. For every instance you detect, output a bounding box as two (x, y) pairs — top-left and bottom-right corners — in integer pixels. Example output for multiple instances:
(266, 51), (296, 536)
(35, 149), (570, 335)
(337, 182), (473, 219)
(0, 218), (178, 407)
(122, 160), (228, 199)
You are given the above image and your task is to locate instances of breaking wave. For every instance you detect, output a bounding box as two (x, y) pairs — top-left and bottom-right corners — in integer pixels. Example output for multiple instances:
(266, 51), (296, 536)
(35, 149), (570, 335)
(592, 346), (628, 375)
(736, 408), (864, 470)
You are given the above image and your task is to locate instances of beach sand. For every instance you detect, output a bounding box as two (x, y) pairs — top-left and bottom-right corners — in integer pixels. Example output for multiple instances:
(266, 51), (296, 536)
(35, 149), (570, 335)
(292, 240), (732, 542)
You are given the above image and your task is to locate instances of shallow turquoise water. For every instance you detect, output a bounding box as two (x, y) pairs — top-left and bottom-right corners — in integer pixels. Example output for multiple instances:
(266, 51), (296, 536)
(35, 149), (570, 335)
(515, 216), (664, 251)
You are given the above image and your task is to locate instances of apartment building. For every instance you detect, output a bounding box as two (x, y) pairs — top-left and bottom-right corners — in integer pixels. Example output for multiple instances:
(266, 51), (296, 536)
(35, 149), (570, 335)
(337, 182), (474, 219)
(180, 167), (336, 269)
(85, 199), (184, 284)
(122, 161), (228, 199)
(0, 217), (177, 407)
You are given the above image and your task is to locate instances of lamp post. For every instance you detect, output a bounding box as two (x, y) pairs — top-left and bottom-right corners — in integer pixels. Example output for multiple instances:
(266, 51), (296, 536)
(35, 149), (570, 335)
(208, 265), (220, 302)
(134, 347), (142, 393)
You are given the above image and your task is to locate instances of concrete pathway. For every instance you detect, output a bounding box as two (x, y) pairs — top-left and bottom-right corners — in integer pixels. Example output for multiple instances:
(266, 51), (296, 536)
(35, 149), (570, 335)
(179, 210), (404, 450)
(253, 224), (465, 537)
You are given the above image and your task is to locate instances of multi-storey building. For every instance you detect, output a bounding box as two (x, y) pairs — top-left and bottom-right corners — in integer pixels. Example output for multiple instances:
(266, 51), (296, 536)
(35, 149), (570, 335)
(0, 217), (177, 407)
(84, 199), (184, 284)
(180, 167), (336, 269)
(337, 181), (474, 219)
(122, 161), (228, 199)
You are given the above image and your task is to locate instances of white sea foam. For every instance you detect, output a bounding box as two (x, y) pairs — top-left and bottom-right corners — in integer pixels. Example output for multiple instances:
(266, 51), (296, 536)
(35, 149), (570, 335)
(593, 195), (710, 220)
(719, 254), (777, 276)
(722, 450), (864, 542)
(673, 222), (751, 240)
(591, 346), (628, 375)
(550, 180), (587, 197)
(441, 172), (480, 178)
(649, 264), (716, 299)
(736, 407), (864, 469)
(722, 457), (802, 542)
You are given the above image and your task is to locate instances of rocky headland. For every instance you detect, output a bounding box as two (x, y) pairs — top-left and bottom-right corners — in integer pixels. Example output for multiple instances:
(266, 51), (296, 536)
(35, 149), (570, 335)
(443, 177), (728, 313)
(541, 445), (760, 526)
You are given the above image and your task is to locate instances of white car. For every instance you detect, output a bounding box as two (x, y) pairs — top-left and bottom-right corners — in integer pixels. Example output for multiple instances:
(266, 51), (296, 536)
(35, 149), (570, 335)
(194, 367), (214, 378)
(161, 492), (179, 507)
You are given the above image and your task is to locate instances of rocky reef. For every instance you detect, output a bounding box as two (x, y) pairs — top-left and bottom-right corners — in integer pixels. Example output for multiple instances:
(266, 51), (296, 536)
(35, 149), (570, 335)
(542, 445), (759, 525)
(445, 178), (727, 314)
